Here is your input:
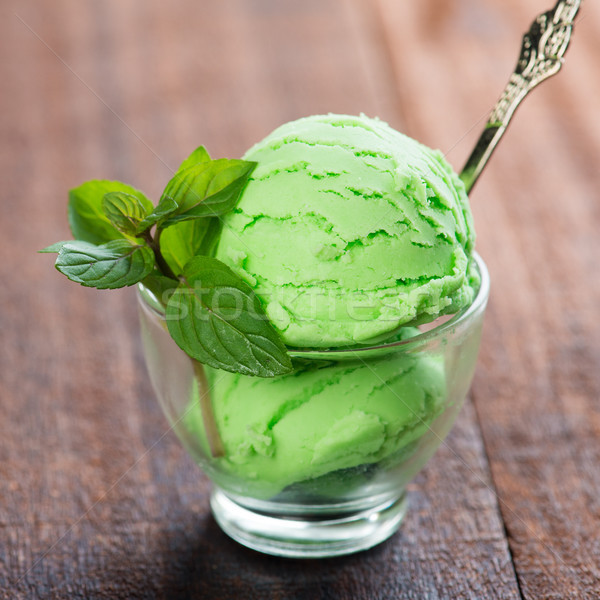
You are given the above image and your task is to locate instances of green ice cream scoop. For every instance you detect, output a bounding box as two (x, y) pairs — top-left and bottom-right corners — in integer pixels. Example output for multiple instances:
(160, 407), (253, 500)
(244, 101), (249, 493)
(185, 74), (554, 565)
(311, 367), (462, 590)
(216, 113), (477, 347)
(184, 331), (446, 499)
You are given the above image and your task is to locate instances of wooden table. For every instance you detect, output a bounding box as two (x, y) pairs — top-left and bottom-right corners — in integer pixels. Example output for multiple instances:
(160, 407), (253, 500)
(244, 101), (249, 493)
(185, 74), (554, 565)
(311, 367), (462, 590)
(2, 0), (599, 597)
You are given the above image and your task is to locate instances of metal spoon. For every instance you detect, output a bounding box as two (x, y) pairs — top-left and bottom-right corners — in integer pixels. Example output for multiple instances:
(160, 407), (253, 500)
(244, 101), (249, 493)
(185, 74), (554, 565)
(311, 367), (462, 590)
(459, 0), (582, 194)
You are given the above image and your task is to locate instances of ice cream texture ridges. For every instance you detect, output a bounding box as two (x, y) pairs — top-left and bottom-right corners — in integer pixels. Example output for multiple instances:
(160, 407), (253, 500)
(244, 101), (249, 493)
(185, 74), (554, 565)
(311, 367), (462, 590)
(216, 113), (477, 347)
(185, 338), (445, 498)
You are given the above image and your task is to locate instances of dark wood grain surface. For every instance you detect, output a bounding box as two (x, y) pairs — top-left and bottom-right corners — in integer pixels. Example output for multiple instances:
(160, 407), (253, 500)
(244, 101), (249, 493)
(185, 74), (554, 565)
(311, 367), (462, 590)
(2, 0), (599, 598)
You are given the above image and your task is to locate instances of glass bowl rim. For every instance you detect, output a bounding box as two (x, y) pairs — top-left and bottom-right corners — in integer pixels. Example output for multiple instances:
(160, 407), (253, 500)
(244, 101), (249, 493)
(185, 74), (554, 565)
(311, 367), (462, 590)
(138, 252), (489, 359)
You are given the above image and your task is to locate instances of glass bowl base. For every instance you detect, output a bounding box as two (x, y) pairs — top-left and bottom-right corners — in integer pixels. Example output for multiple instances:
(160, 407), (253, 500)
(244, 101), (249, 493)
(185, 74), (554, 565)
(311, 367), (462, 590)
(210, 488), (408, 558)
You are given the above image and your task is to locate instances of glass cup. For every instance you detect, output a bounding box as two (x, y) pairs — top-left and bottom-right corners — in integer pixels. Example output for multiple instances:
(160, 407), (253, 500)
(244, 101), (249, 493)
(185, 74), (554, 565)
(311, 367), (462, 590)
(138, 253), (489, 558)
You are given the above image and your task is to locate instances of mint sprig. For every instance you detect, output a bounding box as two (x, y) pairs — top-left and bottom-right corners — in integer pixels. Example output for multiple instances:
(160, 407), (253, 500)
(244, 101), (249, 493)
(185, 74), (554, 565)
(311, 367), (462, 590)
(160, 159), (256, 225)
(102, 191), (154, 236)
(68, 180), (152, 244)
(55, 240), (155, 289)
(42, 146), (293, 378)
(166, 257), (292, 377)
(159, 218), (216, 274)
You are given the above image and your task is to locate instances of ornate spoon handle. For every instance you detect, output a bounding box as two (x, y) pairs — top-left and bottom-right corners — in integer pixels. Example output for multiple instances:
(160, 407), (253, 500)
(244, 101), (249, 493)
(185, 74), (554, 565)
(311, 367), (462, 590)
(459, 0), (582, 194)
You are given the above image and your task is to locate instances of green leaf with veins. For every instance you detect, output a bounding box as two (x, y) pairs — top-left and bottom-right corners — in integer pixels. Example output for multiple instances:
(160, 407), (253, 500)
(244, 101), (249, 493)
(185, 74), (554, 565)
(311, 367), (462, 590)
(159, 216), (222, 275)
(176, 145), (211, 172)
(102, 191), (153, 236)
(166, 256), (292, 377)
(159, 218), (213, 275)
(55, 239), (155, 289)
(134, 197), (178, 235)
(68, 180), (151, 244)
(134, 147), (213, 235)
(141, 271), (179, 307)
(196, 217), (223, 257)
(160, 159), (256, 227)
(39, 241), (70, 253)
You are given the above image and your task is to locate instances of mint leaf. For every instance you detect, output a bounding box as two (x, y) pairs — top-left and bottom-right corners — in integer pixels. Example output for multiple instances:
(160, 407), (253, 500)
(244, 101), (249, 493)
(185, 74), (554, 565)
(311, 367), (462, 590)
(166, 256), (292, 377)
(177, 145), (211, 172)
(55, 239), (154, 289)
(134, 197), (178, 235)
(141, 272), (178, 307)
(160, 159), (256, 226)
(159, 218), (221, 275)
(102, 192), (153, 236)
(160, 219), (210, 275)
(39, 241), (71, 253)
(68, 180), (151, 244)
(131, 148), (213, 236)
(196, 217), (223, 257)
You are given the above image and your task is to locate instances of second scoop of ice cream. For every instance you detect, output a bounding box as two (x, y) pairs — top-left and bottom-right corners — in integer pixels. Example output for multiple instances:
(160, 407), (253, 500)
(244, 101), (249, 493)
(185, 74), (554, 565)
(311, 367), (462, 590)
(216, 113), (477, 347)
(185, 339), (446, 499)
